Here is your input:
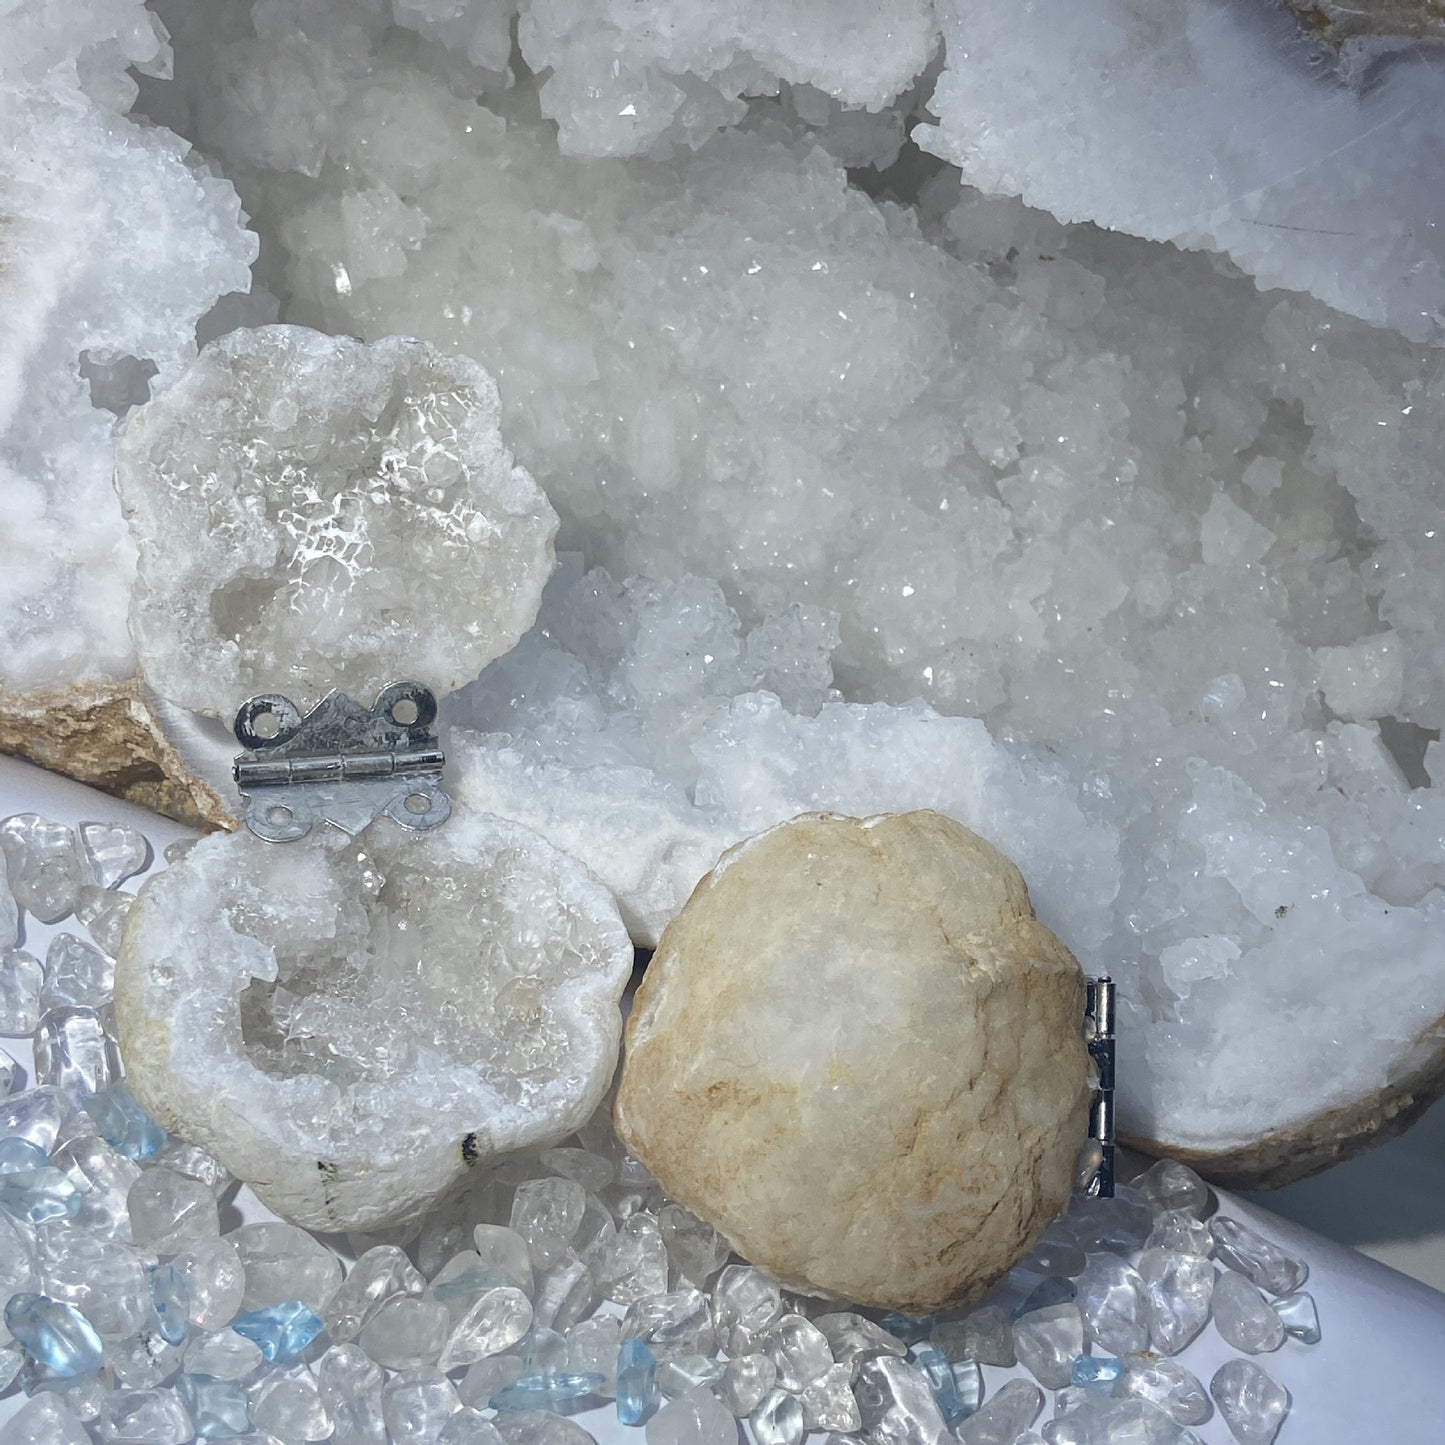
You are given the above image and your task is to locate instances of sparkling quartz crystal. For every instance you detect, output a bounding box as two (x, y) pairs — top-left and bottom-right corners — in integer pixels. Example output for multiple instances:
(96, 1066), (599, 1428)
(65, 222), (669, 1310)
(1137, 1249), (1214, 1355)
(153, 1141), (231, 1195)
(490, 1413), (597, 1445)
(319, 1345), (387, 1445)
(115, 325), (559, 715)
(566, 1316), (621, 1392)
(616, 1337), (659, 1424)
(0, 817), (82, 925)
(1021, 1239), (1087, 1278)
(512, 1179), (586, 1272)
(324, 1245), (426, 1342)
(751, 1387), (805, 1445)
(531, 1256), (595, 1332)
(931, 1305), (1014, 1367)
(74, 889), (133, 960)
(1145, 1211), (1213, 1257)
(0, 951), (44, 1036)
(520, 1325), (570, 1376)
(38, 1223), (150, 1338)
(184, 1328), (264, 1380)
(1210, 1359), (1290, 1445)
(115, 811), (631, 1231)
(712, 1265), (783, 1350)
(78, 823), (150, 892)
(715, 1352), (776, 1417)
(252, 1369), (333, 1443)
(818, 1312), (908, 1365)
(438, 1410), (506, 1445)
(1057, 1192), (1154, 1257)
(621, 1288), (715, 1358)
(127, 1167), (219, 1255)
(1209, 1217), (1309, 1296)
(473, 1225), (537, 1296)
(40, 935), (113, 1011)
(4, 1293), (104, 1376)
(358, 1294), (449, 1369)
(1012, 1303), (1085, 1390)
(382, 1369), (462, 1444)
(1271, 1290), (1321, 1344)
(644, 1386), (736, 1445)
(109, 1330), (183, 1391)
(1075, 1256), (1149, 1356)
(177, 1373), (251, 1439)
(1211, 1271), (1285, 1354)
(1133, 1160), (1210, 1219)
(954, 1378), (1044, 1445)
(175, 1236), (245, 1329)
(760, 1312), (832, 1391)
(653, 1204), (726, 1287)
(6, 1396), (91, 1445)
(853, 1351), (949, 1445)
(591, 1213), (670, 1305)
(437, 1287), (533, 1369)
(33, 1009), (117, 1100)
(1070, 1355), (1123, 1389)
(231, 1221), (343, 1314)
(655, 1353), (724, 1399)
(96, 1388), (193, 1445)
(1113, 1357), (1211, 1427)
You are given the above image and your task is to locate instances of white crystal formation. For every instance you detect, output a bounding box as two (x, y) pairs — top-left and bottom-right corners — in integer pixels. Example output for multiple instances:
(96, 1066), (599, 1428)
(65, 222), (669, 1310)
(616, 811), (1091, 1310)
(0, 0), (255, 698)
(133, 1), (1445, 1175)
(114, 324), (558, 715)
(917, 0), (1445, 342)
(114, 806), (631, 1229)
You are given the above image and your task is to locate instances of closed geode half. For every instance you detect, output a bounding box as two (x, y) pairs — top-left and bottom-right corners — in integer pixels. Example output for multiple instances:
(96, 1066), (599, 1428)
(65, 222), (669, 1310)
(115, 806), (631, 1231)
(615, 810), (1090, 1312)
(114, 324), (558, 716)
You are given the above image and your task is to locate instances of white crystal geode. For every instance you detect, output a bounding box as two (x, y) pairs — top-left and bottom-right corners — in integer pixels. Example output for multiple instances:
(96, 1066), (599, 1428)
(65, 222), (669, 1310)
(114, 325), (558, 716)
(114, 807), (632, 1231)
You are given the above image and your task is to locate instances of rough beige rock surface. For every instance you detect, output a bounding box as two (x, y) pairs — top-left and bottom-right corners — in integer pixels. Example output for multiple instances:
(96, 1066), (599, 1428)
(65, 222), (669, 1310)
(615, 809), (1091, 1312)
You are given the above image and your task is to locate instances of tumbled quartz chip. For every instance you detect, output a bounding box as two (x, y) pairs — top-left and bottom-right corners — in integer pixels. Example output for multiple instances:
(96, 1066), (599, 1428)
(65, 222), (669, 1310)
(1013, 1302), (1085, 1389)
(853, 1352), (950, 1445)
(0, 816), (83, 925)
(955, 1378), (1044, 1445)
(95, 1389), (193, 1445)
(800, 1363), (861, 1433)
(930, 1304), (1014, 1367)
(115, 324), (559, 715)
(33, 1008), (117, 1100)
(41, 934), (113, 1012)
(1137, 1248), (1214, 1355)
(817, 1311), (908, 1365)
(115, 807), (631, 1230)
(751, 1387), (805, 1445)
(4, 1292), (104, 1377)
(1133, 1159), (1210, 1219)
(1112, 1356), (1211, 1426)
(0, 950), (43, 1036)
(1210, 1359), (1290, 1445)
(77, 822), (150, 892)
(1209, 1216), (1309, 1296)
(1212, 1271), (1286, 1354)
(715, 1352), (776, 1417)
(645, 1385), (737, 1445)
(760, 1311), (832, 1391)
(1075, 1255), (1149, 1357)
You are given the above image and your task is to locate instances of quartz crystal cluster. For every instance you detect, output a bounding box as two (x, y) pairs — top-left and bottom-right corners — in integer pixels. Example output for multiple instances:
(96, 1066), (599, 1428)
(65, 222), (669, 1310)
(0, 817), (1313, 1444)
(114, 326), (559, 716)
(116, 0), (1445, 1182)
(113, 806), (631, 1230)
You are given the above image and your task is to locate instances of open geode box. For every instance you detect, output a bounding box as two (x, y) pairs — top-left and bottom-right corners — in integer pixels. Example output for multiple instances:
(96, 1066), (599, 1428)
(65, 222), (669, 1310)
(4, 0), (1445, 1439)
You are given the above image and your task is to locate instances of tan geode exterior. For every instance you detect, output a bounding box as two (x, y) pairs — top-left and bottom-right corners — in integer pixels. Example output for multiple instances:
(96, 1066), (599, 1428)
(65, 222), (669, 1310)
(615, 809), (1091, 1313)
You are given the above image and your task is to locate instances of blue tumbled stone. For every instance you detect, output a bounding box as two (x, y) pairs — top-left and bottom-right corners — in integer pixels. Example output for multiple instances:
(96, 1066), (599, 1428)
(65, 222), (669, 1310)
(912, 1345), (970, 1425)
(1272, 1290), (1321, 1344)
(231, 1299), (325, 1361)
(879, 1311), (935, 1345)
(4, 1293), (103, 1377)
(81, 1088), (165, 1160)
(1071, 1353), (1123, 1389)
(0, 1166), (80, 1224)
(490, 1372), (607, 1412)
(0, 1137), (47, 1174)
(178, 1373), (251, 1438)
(149, 1262), (191, 1346)
(616, 1337), (658, 1425)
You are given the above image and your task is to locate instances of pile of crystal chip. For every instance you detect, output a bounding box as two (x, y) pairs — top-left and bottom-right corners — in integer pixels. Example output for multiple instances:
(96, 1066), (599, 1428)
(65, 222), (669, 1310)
(0, 811), (1315, 1444)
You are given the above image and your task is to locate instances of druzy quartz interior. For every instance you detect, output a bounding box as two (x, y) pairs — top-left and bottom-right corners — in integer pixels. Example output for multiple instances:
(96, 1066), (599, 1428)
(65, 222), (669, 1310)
(113, 806), (631, 1231)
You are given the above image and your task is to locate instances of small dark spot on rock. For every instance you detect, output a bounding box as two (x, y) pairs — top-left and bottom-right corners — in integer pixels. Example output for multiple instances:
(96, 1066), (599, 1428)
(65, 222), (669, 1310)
(1275, 904), (1291, 919)
(461, 1132), (480, 1165)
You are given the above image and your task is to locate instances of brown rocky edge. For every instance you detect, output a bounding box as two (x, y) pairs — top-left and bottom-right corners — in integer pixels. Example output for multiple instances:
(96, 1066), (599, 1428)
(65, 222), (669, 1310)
(0, 678), (233, 832)
(1126, 1005), (1445, 1190)
(1283, 0), (1445, 51)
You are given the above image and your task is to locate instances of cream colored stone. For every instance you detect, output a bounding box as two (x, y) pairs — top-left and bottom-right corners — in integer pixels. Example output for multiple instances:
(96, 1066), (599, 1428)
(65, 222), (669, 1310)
(615, 810), (1091, 1313)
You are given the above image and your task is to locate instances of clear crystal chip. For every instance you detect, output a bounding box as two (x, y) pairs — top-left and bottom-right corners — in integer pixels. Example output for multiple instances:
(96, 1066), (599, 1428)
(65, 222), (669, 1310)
(1210, 1358), (1290, 1445)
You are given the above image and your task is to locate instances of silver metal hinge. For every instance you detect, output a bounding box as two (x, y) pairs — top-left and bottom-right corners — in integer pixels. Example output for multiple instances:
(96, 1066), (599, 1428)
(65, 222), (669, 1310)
(1082, 975), (1116, 1198)
(232, 681), (451, 842)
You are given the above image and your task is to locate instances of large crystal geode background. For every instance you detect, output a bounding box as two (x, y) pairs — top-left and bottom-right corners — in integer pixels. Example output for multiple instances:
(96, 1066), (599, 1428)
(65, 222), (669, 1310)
(5, 0), (1445, 1193)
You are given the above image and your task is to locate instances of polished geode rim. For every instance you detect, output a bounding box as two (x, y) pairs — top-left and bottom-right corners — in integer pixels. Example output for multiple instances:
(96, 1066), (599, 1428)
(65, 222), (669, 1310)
(115, 807), (633, 1231)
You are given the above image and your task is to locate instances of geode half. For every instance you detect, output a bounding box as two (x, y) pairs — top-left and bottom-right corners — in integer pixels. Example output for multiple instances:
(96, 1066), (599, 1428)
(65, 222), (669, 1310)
(114, 324), (558, 717)
(115, 807), (632, 1231)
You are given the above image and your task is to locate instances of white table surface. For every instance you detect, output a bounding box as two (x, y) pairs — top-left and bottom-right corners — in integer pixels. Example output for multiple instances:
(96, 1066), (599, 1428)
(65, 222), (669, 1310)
(1, 754), (1442, 1443)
